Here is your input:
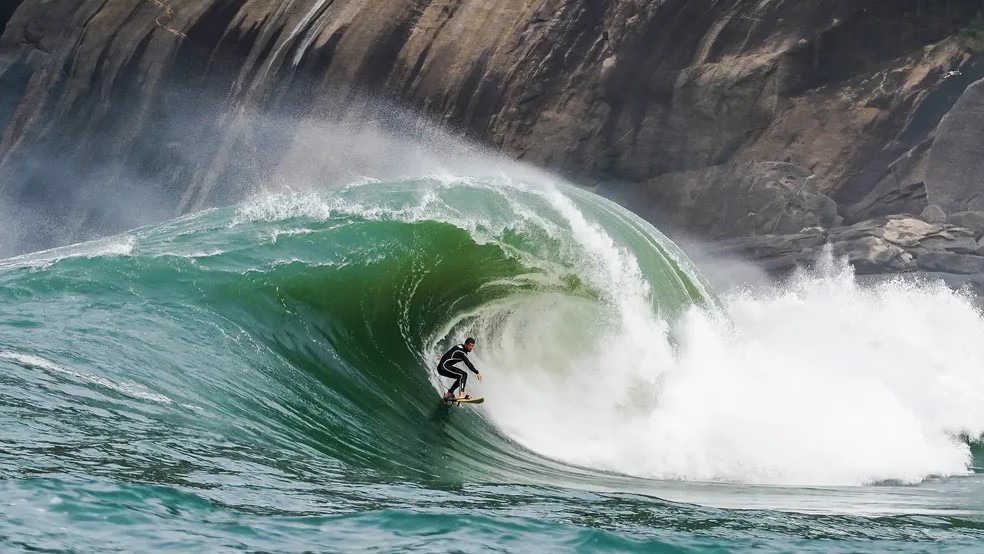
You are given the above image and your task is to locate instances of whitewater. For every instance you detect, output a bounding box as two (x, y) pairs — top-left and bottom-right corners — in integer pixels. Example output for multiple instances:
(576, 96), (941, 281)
(3, 170), (984, 551)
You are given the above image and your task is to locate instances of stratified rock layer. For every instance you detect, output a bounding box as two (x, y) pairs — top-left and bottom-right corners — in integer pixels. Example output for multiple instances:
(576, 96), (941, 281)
(703, 214), (984, 283)
(0, 0), (983, 256)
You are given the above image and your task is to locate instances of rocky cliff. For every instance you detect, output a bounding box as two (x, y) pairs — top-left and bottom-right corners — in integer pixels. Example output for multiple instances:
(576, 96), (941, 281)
(0, 0), (983, 263)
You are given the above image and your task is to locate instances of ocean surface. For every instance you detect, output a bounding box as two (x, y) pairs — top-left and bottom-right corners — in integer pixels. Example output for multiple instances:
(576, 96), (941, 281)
(3, 174), (984, 552)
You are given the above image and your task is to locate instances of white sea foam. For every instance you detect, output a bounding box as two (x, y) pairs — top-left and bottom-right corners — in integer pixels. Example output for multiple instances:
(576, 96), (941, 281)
(473, 240), (984, 486)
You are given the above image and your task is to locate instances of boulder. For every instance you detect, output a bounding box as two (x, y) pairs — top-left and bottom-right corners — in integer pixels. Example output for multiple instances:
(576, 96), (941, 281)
(919, 204), (947, 224)
(881, 217), (943, 247)
(831, 236), (907, 274)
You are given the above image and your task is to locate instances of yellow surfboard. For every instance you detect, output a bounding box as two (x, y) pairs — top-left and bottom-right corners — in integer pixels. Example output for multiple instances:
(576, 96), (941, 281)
(443, 396), (484, 405)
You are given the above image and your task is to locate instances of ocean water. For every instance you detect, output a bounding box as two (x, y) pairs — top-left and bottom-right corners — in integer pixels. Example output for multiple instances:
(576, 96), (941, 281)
(2, 175), (984, 552)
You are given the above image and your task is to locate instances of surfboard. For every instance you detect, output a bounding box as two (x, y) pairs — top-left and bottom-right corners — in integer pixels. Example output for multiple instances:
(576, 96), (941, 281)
(443, 396), (484, 404)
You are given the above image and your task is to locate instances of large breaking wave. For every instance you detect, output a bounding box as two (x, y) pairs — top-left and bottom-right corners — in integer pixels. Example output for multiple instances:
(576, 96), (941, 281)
(1, 173), (983, 492)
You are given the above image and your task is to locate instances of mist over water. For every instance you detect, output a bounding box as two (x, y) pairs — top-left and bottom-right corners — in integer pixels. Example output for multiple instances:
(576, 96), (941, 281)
(0, 84), (497, 258)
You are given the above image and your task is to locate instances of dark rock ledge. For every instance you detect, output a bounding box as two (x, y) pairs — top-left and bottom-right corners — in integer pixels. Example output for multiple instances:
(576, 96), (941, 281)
(699, 211), (984, 292)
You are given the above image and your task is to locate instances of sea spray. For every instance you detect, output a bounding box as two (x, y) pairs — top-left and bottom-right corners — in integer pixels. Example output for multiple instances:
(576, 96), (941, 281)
(478, 246), (984, 485)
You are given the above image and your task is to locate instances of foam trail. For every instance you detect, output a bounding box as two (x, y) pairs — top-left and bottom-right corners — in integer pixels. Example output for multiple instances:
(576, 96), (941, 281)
(0, 350), (173, 405)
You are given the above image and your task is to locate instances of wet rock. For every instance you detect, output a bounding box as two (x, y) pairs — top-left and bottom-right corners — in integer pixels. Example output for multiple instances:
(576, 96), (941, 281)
(947, 211), (984, 237)
(917, 252), (984, 275)
(706, 214), (984, 279)
(831, 236), (907, 274)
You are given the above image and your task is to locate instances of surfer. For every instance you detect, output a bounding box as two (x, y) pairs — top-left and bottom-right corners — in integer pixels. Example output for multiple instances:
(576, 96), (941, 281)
(437, 338), (483, 401)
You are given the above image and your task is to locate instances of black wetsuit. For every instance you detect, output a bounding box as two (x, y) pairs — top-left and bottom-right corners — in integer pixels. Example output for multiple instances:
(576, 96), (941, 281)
(437, 344), (478, 396)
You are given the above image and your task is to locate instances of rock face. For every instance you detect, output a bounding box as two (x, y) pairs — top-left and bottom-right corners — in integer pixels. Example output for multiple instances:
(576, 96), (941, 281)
(926, 77), (984, 212)
(703, 215), (984, 278)
(0, 1), (983, 256)
(631, 160), (841, 240)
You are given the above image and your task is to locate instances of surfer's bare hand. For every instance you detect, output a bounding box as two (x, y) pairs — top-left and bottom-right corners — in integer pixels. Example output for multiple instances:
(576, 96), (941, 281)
(477, 372), (483, 382)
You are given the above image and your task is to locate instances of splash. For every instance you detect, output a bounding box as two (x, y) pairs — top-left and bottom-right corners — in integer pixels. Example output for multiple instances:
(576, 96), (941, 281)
(478, 249), (984, 486)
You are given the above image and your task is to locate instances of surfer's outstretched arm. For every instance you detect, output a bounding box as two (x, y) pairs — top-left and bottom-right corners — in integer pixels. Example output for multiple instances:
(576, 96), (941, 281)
(454, 350), (482, 381)
(459, 354), (478, 374)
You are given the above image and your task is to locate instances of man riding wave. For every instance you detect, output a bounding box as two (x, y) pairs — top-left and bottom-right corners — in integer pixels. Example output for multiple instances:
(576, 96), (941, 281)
(437, 337), (483, 400)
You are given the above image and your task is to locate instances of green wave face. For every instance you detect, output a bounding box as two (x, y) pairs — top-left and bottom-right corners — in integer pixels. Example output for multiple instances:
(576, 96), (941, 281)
(0, 176), (715, 489)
